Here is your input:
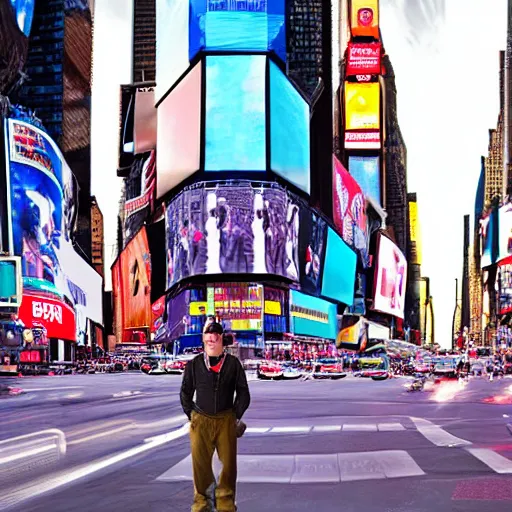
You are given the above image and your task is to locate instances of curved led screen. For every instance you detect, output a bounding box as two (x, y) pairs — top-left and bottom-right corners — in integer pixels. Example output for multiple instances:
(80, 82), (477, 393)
(5, 119), (103, 332)
(269, 60), (310, 194)
(157, 61), (201, 199)
(165, 183), (300, 289)
(189, 0), (285, 62)
(321, 227), (356, 306)
(499, 203), (512, 263)
(205, 55), (266, 171)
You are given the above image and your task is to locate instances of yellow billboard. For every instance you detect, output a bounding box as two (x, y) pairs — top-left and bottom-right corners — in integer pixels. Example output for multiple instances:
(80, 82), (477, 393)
(408, 200), (422, 265)
(344, 82), (380, 131)
(350, 0), (380, 39)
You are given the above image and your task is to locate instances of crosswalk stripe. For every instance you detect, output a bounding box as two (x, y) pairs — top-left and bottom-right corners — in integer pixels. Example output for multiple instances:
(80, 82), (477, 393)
(342, 424), (377, 432)
(312, 425), (342, 432)
(410, 417), (472, 447)
(466, 448), (512, 474)
(377, 423), (406, 432)
(245, 427), (270, 434)
(270, 427), (311, 433)
(156, 450), (426, 484)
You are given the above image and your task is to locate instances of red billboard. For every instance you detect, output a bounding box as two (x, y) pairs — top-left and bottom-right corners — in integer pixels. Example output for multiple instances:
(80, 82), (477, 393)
(344, 130), (381, 149)
(372, 234), (407, 319)
(18, 294), (76, 341)
(118, 227), (152, 342)
(346, 43), (381, 76)
(333, 156), (367, 254)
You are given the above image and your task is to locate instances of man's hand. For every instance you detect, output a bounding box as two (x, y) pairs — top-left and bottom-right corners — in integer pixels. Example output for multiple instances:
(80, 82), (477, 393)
(236, 420), (247, 438)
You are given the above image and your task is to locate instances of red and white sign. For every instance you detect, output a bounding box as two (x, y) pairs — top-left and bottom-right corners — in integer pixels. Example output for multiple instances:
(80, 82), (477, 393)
(345, 130), (381, 149)
(372, 234), (407, 319)
(346, 43), (381, 76)
(18, 295), (76, 341)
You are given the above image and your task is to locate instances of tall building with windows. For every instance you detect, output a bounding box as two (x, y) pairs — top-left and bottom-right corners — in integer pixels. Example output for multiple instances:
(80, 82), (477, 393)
(16, 0), (94, 258)
(133, 0), (156, 83)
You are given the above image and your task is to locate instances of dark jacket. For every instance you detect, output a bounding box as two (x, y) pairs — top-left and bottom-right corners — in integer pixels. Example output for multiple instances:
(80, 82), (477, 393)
(180, 353), (251, 420)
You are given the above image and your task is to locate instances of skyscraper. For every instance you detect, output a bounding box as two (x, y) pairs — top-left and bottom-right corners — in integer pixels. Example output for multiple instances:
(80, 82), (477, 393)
(503, 0), (512, 197)
(132, 0), (156, 83)
(16, 0), (94, 258)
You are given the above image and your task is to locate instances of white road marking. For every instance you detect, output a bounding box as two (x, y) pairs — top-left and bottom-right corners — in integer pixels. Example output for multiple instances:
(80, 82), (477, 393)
(68, 425), (133, 446)
(378, 423), (406, 432)
(21, 387), (83, 392)
(0, 444), (55, 465)
(157, 450), (425, 484)
(410, 417), (472, 447)
(270, 426), (311, 433)
(246, 427), (271, 433)
(0, 424), (190, 511)
(313, 425), (342, 432)
(466, 448), (512, 473)
(342, 424), (378, 432)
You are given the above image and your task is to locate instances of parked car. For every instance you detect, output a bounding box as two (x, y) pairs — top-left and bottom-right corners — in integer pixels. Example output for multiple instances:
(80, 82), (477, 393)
(312, 359), (346, 379)
(258, 361), (283, 380)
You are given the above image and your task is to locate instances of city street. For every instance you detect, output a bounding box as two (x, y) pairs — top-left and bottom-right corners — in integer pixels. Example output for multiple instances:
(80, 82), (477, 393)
(2, 373), (512, 511)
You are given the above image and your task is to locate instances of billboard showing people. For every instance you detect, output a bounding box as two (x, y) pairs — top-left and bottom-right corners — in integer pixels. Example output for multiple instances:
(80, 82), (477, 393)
(4, 118), (103, 338)
(165, 183), (300, 289)
(372, 233), (407, 319)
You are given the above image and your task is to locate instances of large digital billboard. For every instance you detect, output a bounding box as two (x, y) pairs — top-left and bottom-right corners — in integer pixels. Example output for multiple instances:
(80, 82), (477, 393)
(480, 208), (498, 268)
(499, 262), (512, 316)
(165, 183), (300, 289)
(350, 0), (380, 39)
(372, 234), (407, 319)
(344, 82), (381, 149)
(346, 42), (381, 76)
(298, 207), (327, 297)
(157, 61), (201, 199)
(290, 290), (337, 340)
(499, 203), (512, 264)
(205, 55), (266, 172)
(269, 60), (310, 194)
(333, 156), (368, 263)
(348, 156), (381, 206)
(4, 119), (103, 336)
(117, 227), (152, 340)
(321, 227), (357, 306)
(189, 0), (285, 61)
(156, 0), (285, 104)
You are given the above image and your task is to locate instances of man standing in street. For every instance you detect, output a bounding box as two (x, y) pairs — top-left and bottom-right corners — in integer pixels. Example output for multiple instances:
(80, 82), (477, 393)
(180, 321), (251, 512)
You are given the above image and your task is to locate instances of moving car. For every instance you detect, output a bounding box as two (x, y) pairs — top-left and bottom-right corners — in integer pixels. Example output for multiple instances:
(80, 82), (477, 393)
(281, 362), (303, 380)
(312, 359), (346, 379)
(358, 356), (389, 380)
(432, 357), (458, 378)
(258, 361), (283, 380)
(140, 354), (170, 375)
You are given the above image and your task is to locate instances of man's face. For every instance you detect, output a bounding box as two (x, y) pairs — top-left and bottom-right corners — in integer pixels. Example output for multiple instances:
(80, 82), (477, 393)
(204, 333), (223, 356)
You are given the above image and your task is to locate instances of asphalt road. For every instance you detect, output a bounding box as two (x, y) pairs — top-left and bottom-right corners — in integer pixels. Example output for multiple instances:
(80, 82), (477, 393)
(2, 372), (512, 511)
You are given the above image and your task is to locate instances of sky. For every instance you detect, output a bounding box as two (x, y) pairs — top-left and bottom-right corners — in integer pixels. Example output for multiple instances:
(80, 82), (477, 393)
(90, 0), (133, 289)
(90, 0), (508, 346)
(379, 0), (508, 346)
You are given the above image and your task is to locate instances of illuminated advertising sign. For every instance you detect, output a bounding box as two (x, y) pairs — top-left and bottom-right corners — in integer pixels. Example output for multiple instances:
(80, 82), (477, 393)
(350, 0), (380, 39)
(210, 283), (263, 331)
(498, 203), (512, 263)
(165, 183), (300, 289)
(346, 42), (381, 76)
(151, 296), (166, 334)
(372, 234), (407, 319)
(0, 256), (22, 308)
(348, 156), (381, 206)
(480, 208), (498, 268)
(321, 228), (357, 305)
(408, 199), (422, 265)
(290, 290), (337, 340)
(333, 156), (368, 263)
(499, 263), (512, 315)
(5, 119), (103, 336)
(344, 82), (380, 149)
(156, 0), (286, 104)
(18, 294), (76, 341)
(117, 227), (152, 342)
(336, 317), (367, 350)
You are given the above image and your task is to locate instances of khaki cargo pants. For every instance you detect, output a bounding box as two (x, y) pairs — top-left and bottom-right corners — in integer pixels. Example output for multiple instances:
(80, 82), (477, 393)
(190, 410), (237, 512)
